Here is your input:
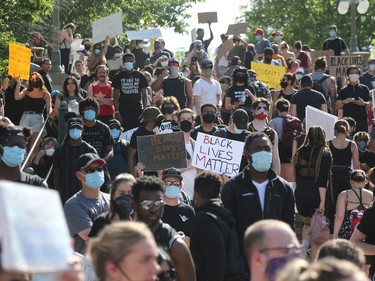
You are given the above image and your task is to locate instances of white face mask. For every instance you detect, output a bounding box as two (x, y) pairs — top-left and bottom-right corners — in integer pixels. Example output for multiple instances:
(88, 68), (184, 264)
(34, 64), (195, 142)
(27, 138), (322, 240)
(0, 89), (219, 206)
(349, 74), (360, 83)
(161, 61), (168, 67)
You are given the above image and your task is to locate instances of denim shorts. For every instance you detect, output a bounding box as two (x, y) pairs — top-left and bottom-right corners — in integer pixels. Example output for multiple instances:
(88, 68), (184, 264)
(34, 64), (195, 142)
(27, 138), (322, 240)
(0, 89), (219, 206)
(20, 113), (44, 133)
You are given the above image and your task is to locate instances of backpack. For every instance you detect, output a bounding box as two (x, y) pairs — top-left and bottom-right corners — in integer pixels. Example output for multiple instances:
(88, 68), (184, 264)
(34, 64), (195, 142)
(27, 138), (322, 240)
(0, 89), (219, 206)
(280, 115), (302, 148)
(312, 75), (329, 99)
(309, 211), (330, 245)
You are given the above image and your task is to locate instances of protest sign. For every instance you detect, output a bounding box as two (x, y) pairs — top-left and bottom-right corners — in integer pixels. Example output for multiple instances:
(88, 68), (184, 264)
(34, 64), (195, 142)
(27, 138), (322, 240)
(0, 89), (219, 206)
(198, 12), (218, 23)
(0, 180), (74, 272)
(252, 61), (285, 90)
(70, 39), (83, 54)
(329, 55), (363, 78)
(126, 28), (162, 41)
(92, 12), (123, 44)
(305, 106), (338, 140)
(192, 132), (244, 177)
(226, 23), (248, 35)
(8, 43), (31, 80)
(309, 50), (334, 67)
(137, 132), (187, 171)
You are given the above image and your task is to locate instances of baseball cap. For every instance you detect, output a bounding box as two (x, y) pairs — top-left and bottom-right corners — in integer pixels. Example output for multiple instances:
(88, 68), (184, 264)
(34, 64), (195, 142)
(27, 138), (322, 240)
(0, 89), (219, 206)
(76, 153), (106, 171)
(140, 107), (164, 123)
(194, 40), (203, 47)
(168, 58), (179, 66)
(201, 59), (213, 68)
(162, 167), (183, 180)
(232, 109), (249, 130)
(254, 28), (264, 36)
(248, 69), (257, 78)
(67, 117), (84, 130)
(109, 119), (121, 129)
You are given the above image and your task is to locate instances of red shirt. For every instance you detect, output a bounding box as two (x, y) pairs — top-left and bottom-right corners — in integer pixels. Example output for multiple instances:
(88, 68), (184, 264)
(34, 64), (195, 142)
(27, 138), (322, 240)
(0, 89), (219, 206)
(92, 83), (114, 116)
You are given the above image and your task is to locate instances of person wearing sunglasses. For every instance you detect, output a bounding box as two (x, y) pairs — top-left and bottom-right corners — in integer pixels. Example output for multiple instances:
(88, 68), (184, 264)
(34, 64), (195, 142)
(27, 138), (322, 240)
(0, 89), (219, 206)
(64, 152), (110, 255)
(132, 176), (196, 281)
(161, 167), (195, 247)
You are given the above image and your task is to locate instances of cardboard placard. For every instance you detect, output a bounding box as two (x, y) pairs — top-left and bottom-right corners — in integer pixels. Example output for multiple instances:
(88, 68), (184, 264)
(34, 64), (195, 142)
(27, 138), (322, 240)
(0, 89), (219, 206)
(251, 61), (286, 90)
(126, 28), (162, 41)
(309, 50), (334, 67)
(0, 180), (74, 272)
(226, 23), (248, 35)
(92, 12), (123, 44)
(137, 132), (187, 171)
(198, 12), (218, 23)
(70, 39), (83, 54)
(192, 132), (244, 177)
(329, 55), (364, 78)
(8, 43), (32, 80)
(305, 106), (338, 140)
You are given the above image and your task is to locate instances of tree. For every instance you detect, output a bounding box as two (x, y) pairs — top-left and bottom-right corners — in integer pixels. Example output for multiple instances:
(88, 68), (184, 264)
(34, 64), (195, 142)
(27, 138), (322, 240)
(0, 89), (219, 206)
(242, 0), (374, 51)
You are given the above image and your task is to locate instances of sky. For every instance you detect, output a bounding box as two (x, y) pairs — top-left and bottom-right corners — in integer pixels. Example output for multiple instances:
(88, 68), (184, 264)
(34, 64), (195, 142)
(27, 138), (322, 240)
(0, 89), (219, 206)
(161, 0), (250, 57)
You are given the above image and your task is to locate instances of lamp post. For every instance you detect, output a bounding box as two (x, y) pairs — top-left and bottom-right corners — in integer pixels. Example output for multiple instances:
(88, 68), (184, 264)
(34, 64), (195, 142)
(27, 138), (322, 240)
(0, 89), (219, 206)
(50, 0), (64, 73)
(337, 0), (369, 52)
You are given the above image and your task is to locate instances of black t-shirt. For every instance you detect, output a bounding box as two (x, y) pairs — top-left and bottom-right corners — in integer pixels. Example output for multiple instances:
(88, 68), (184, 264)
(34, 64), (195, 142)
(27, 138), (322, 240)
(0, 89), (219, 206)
(79, 74), (90, 90)
(53, 141), (97, 203)
(291, 88), (326, 121)
(360, 72), (373, 90)
(112, 70), (148, 108)
(190, 125), (218, 140)
(227, 85), (253, 107)
(4, 84), (24, 125)
(356, 205), (375, 262)
(162, 203), (195, 236)
(360, 150), (375, 168)
(337, 84), (370, 131)
(129, 126), (155, 150)
(82, 120), (114, 158)
(323, 37), (348, 56)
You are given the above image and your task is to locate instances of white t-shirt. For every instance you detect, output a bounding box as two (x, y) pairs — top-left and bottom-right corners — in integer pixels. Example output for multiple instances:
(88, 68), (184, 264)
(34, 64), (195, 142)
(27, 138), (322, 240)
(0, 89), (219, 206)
(252, 179), (269, 212)
(193, 78), (222, 108)
(181, 142), (197, 198)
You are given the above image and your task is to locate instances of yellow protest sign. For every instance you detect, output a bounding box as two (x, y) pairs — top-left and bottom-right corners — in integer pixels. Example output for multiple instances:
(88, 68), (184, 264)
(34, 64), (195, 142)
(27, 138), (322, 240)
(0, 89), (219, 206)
(251, 62), (285, 90)
(8, 43), (31, 80)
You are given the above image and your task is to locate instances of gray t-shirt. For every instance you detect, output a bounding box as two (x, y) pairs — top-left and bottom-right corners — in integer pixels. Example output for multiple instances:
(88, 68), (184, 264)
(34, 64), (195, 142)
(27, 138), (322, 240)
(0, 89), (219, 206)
(255, 39), (271, 55)
(64, 190), (110, 254)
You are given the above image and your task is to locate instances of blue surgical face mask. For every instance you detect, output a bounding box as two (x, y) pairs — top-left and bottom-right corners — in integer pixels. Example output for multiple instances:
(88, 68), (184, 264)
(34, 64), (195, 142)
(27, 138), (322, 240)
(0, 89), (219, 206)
(275, 35), (283, 41)
(296, 74), (303, 80)
(329, 30), (336, 37)
(85, 171), (105, 189)
(249, 151), (272, 172)
(255, 35), (262, 41)
(69, 128), (82, 140)
(94, 48), (101, 55)
(110, 128), (120, 139)
(165, 185), (181, 199)
(124, 62), (134, 71)
(1, 146), (25, 167)
(84, 109), (96, 121)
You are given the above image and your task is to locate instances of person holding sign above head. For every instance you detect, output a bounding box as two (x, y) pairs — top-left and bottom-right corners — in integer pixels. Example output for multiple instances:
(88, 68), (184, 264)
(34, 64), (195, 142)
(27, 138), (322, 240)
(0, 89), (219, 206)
(112, 52), (149, 131)
(336, 65), (372, 133)
(189, 23), (214, 53)
(64, 152), (110, 255)
(221, 132), (295, 255)
(323, 25), (350, 56)
(59, 23), (76, 74)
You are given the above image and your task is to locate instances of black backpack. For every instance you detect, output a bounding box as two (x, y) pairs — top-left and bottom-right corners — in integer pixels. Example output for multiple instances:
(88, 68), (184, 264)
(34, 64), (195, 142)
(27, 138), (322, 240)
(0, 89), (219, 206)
(312, 75), (329, 99)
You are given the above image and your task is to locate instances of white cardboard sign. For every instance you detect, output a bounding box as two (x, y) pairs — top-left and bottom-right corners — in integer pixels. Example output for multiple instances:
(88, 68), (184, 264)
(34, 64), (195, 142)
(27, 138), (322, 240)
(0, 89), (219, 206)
(192, 132), (244, 177)
(92, 12), (123, 44)
(305, 106), (338, 140)
(0, 180), (74, 272)
(126, 28), (162, 40)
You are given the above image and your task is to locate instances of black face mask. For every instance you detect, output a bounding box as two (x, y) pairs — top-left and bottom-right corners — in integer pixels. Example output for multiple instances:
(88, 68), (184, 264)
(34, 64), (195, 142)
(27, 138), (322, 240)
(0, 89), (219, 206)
(280, 81), (288, 88)
(171, 121), (180, 132)
(114, 195), (133, 220)
(236, 76), (246, 83)
(84, 44), (91, 51)
(202, 112), (216, 124)
(164, 106), (175, 115)
(180, 120), (192, 132)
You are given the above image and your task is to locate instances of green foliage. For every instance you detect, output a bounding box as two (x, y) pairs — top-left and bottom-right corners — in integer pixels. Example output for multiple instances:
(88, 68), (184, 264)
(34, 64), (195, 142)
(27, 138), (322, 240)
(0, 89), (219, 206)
(60, 0), (202, 40)
(242, 0), (374, 51)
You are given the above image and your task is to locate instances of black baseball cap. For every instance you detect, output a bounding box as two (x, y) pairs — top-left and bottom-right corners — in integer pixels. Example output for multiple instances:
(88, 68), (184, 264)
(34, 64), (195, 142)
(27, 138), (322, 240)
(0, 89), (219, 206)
(76, 153), (106, 171)
(232, 109), (249, 130)
(162, 167), (183, 180)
